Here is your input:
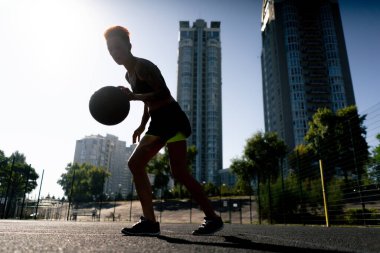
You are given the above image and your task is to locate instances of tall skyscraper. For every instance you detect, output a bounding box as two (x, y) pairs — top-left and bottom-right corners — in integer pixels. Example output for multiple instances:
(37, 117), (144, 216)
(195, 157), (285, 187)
(177, 19), (223, 184)
(73, 134), (136, 197)
(261, 0), (356, 148)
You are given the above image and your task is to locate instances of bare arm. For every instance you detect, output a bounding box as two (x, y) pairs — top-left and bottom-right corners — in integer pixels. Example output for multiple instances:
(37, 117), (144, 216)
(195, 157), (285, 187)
(132, 103), (150, 143)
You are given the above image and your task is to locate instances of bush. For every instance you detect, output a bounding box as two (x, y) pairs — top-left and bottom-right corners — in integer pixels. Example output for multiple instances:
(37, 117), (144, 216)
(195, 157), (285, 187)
(344, 208), (380, 225)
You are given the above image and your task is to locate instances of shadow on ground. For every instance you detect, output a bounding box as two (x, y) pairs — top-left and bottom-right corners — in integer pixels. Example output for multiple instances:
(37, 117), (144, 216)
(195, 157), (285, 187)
(156, 234), (351, 253)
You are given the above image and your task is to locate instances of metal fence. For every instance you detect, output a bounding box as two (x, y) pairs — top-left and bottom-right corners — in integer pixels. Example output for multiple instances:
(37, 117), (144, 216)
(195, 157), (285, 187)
(256, 102), (380, 226)
(4, 197), (256, 225)
(2, 103), (380, 226)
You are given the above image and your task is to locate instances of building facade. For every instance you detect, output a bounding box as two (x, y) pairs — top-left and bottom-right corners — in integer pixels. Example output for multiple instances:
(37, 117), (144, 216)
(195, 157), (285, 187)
(219, 168), (237, 189)
(177, 19), (223, 184)
(73, 134), (136, 197)
(261, 0), (356, 148)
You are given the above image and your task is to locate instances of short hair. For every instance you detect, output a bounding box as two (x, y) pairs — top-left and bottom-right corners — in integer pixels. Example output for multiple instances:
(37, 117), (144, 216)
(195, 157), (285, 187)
(104, 26), (131, 44)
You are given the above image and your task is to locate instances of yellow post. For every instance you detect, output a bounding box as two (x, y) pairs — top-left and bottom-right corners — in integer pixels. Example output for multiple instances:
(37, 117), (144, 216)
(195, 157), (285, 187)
(319, 159), (329, 227)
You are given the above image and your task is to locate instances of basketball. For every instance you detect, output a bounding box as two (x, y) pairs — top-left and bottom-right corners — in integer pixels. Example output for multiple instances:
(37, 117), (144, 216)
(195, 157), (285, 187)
(89, 86), (130, 125)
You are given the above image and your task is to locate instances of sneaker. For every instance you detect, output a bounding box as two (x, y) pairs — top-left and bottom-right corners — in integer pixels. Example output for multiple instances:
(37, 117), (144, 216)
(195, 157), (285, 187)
(192, 216), (224, 235)
(121, 216), (160, 236)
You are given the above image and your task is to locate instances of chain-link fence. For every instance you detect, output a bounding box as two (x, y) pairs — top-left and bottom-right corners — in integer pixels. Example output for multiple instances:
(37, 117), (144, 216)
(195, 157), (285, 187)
(255, 102), (380, 226)
(2, 103), (380, 226)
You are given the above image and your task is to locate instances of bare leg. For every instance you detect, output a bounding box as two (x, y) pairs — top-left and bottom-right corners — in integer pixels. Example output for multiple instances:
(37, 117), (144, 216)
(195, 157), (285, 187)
(167, 140), (219, 219)
(128, 135), (166, 222)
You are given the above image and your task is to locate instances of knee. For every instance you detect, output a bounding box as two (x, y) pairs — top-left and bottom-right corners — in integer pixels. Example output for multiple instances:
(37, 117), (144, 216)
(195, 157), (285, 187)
(127, 145), (152, 174)
(128, 156), (142, 175)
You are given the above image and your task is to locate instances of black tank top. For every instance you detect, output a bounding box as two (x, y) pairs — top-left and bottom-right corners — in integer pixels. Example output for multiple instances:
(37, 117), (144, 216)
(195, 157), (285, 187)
(125, 72), (154, 94)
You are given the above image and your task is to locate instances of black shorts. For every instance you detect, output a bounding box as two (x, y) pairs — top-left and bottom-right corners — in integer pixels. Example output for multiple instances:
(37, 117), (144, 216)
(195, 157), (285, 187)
(146, 101), (191, 142)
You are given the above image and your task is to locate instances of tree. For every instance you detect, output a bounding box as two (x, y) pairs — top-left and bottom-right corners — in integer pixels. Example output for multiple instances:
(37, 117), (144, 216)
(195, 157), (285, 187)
(231, 131), (288, 222)
(369, 134), (380, 185)
(304, 108), (337, 181)
(305, 106), (369, 182)
(57, 163), (110, 203)
(373, 134), (380, 163)
(336, 106), (369, 182)
(230, 157), (253, 195)
(0, 151), (39, 218)
(146, 150), (170, 197)
(0, 151), (39, 198)
(242, 131), (288, 183)
(288, 144), (318, 179)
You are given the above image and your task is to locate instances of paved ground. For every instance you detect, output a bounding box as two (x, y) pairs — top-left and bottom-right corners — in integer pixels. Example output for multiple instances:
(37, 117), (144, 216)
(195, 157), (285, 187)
(0, 220), (379, 253)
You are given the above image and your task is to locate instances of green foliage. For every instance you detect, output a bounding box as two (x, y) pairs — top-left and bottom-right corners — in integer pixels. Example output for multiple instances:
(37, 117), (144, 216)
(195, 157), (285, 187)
(373, 134), (380, 163)
(255, 173), (345, 224)
(0, 150), (39, 199)
(257, 174), (300, 223)
(288, 144), (319, 179)
(336, 106), (369, 181)
(229, 132), (288, 222)
(231, 131), (288, 193)
(57, 163), (110, 203)
(146, 145), (197, 198)
(305, 106), (370, 182)
(220, 184), (233, 196)
(369, 134), (380, 184)
(169, 183), (190, 199)
(230, 157), (253, 183)
(244, 131), (288, 182)
(201, 182), (219, 196)
(344, 208), (380, 225)
(146, 150), (170, 196)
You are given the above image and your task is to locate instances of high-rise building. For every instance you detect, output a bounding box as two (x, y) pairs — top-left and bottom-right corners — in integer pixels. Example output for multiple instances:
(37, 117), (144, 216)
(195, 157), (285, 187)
(177, 19), (223, 184)
(73, 134), (136, 197)
(261, 0), (356, 148)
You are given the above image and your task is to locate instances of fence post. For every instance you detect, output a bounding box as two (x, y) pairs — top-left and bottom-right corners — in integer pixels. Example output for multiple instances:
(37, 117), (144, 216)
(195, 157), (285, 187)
(319, 160), (329, 227)
(296, 150), (305, 225)
(347, 119), (366, 225)
(228, 198), (232, 223)
(268, 177), (273, 224)
(35, 169), (44, 220)
(189, 196), (192, 224)
(257, 177), (262, 224)
(280, 158), (286, 224)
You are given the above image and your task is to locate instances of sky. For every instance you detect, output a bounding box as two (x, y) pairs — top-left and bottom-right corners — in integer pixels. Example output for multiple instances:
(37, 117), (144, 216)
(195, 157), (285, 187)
(0, 0), (379, 199)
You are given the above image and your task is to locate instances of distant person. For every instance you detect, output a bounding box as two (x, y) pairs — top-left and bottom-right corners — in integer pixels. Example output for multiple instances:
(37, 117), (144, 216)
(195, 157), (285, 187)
(104, 26), (223, 236)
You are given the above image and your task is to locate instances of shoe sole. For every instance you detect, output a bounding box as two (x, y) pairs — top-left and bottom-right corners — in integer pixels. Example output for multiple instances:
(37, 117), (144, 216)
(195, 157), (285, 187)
(121, 230), (160, 236)
(192, 224), (224, 236)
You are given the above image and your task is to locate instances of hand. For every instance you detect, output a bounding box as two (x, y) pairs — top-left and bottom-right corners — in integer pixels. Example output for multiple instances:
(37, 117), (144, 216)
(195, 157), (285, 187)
(132, 125), (145, 143)
(118, 86), (135, 101)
